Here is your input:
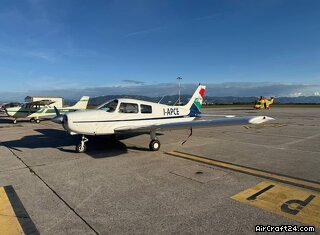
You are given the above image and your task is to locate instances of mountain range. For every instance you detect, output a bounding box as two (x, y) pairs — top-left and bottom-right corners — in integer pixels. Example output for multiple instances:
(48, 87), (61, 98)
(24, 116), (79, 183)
(85, 95), (320, 106)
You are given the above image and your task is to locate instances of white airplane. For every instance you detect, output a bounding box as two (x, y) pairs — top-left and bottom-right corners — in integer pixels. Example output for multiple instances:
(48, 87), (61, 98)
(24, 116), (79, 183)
(53, 85), (274, 153)
(5, 96), (89, 124)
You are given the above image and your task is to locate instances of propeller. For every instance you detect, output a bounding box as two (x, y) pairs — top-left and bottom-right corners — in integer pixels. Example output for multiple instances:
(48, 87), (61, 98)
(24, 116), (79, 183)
(52, 106), (64, 124)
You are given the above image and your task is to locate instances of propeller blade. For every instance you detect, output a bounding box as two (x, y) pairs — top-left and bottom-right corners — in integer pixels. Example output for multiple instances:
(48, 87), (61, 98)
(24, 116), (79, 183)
(53, 106), (60, 116)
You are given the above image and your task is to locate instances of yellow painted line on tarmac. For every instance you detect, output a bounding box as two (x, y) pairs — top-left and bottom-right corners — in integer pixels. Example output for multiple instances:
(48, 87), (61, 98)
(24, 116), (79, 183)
(0, 186), (24, 235)
(166, 151), (320, 192)
(231, 181), (320, 228)
(0, 186), (38, 235)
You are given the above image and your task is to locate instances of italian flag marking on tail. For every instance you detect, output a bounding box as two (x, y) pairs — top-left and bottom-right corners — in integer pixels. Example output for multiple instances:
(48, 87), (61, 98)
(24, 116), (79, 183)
(194, 87), (206, 111)
(194, 98), (202, 110)
(199, 87), (205, 98)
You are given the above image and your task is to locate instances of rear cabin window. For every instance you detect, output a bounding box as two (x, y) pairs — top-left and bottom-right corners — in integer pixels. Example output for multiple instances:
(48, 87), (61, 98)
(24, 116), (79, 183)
(119, 103), (138, 113)
(140, 104), (152, 114)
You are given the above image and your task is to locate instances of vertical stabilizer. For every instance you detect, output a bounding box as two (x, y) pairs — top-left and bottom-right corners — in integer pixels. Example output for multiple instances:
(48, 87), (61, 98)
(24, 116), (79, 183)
(69, 96), (89, 109)
(184, 85), (206, 116)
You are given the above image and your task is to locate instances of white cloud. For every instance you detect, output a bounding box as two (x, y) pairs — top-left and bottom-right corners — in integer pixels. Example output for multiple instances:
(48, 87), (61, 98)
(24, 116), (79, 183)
(289, 92), (303, 97)
(1, 82), (320, 101)
(126, 26), (165, 37)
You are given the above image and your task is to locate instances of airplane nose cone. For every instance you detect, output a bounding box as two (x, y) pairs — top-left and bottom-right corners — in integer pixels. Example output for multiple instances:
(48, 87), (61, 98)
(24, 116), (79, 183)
(52, 114), (64, 124)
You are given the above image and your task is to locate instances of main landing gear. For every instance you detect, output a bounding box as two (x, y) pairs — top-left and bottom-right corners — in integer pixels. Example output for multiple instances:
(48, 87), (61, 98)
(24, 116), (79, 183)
(76, 135), (88, 153)
(149, 130), (160, 151)
(13, 119), (17, 124)
(75, 131), (161, 153)
(30, 118), (40, 123)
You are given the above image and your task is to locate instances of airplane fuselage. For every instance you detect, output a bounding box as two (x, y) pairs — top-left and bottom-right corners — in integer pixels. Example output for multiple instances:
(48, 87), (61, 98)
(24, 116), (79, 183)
(63, 99), (195, 135)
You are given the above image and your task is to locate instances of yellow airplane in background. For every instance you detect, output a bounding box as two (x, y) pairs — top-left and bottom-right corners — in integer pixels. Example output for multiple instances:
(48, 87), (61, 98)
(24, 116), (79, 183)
(254, 96), (275, 109)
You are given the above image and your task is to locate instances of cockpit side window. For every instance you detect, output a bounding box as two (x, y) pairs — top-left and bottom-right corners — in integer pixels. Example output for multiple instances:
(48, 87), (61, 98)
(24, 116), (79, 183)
(140, 104), (152, 114)
(98, 99), (118, 112)
(119, 103), (138, 113)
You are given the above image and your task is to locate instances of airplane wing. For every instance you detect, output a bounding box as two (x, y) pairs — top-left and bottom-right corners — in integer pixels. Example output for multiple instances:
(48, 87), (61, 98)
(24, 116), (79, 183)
(114, 116), (274, 133)
(196, 114), (236, 118)
(28, 100), (55, 106)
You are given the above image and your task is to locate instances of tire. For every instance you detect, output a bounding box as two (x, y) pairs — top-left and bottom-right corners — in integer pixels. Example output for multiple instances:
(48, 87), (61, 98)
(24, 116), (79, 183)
(149, 140), (160, 151)
(75, 143), (87, 153)
(13, 119), (17, 124)
(35, 119), (40, 124)
(30, 118), (35, 123)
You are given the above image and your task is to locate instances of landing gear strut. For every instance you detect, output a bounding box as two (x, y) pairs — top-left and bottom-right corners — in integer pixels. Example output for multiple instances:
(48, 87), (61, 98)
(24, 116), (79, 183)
(149, 130), (160, 151)
(76, 135), (88, 153)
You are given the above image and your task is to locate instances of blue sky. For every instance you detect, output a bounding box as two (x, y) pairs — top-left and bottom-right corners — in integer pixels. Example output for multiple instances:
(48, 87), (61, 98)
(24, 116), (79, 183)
(0, 0), (319, 99)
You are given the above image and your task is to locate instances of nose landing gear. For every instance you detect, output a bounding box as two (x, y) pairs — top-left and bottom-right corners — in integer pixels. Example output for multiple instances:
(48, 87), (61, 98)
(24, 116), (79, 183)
(149, 130), (160, 151)
(76, 135), (88, 153)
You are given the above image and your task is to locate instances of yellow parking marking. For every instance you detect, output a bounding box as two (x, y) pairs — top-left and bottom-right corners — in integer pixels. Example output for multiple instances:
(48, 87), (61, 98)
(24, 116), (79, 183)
(0, 186), (24, 235)
(231, 181), (320, 228)
(166, 151), (320, 192)
(0, 186), (38, 235)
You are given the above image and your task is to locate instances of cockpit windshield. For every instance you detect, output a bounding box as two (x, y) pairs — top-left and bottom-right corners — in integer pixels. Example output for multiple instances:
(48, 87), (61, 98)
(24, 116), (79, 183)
(98, 99), (118, 112)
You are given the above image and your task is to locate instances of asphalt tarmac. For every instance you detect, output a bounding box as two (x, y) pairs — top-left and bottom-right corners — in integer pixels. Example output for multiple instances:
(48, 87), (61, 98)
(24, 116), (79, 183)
(0, 107), (319, 234)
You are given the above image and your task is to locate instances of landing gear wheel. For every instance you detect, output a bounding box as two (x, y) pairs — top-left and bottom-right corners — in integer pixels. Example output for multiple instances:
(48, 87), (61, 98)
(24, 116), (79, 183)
(76, 143), (87, 153)
(35, 119), (40, 124)
(149, 139), (160, 151)
(76, 135), (88, 153)
(30, 118), (35, 123)
(13, 119), (17, 124)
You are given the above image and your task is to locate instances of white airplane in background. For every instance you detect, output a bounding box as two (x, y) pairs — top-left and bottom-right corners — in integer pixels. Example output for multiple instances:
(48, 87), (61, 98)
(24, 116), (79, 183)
(5, 96), (89, 124)
(53, 85), (274, 153)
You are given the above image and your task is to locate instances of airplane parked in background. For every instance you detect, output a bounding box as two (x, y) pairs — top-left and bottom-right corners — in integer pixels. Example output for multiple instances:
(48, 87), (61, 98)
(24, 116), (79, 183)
(0, 102), (21, 112)
(5, 96), (89, 124)
(53, 84), (274, 153)
(254, 96), (275, 109)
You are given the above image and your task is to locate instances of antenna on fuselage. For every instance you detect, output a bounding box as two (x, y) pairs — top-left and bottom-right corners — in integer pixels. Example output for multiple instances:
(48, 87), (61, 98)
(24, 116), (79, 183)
(173, 98), (180, 106)
(158, 96), (165, 104)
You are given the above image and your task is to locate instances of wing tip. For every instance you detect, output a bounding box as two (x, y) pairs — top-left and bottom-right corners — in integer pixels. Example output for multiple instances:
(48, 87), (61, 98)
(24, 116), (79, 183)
(249, 116), (274, 124)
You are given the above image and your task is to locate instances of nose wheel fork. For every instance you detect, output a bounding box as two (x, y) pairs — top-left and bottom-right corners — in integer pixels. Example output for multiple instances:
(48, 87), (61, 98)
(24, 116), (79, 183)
(149, 130), (160, 151)
(76, 135), (88, 153)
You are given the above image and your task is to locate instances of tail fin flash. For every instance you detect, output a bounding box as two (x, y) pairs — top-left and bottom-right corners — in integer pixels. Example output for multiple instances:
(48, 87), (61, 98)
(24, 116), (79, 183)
(70, 96), (89, 109)
(270, 97), (275, 104)
(184, 85), (206, 117)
